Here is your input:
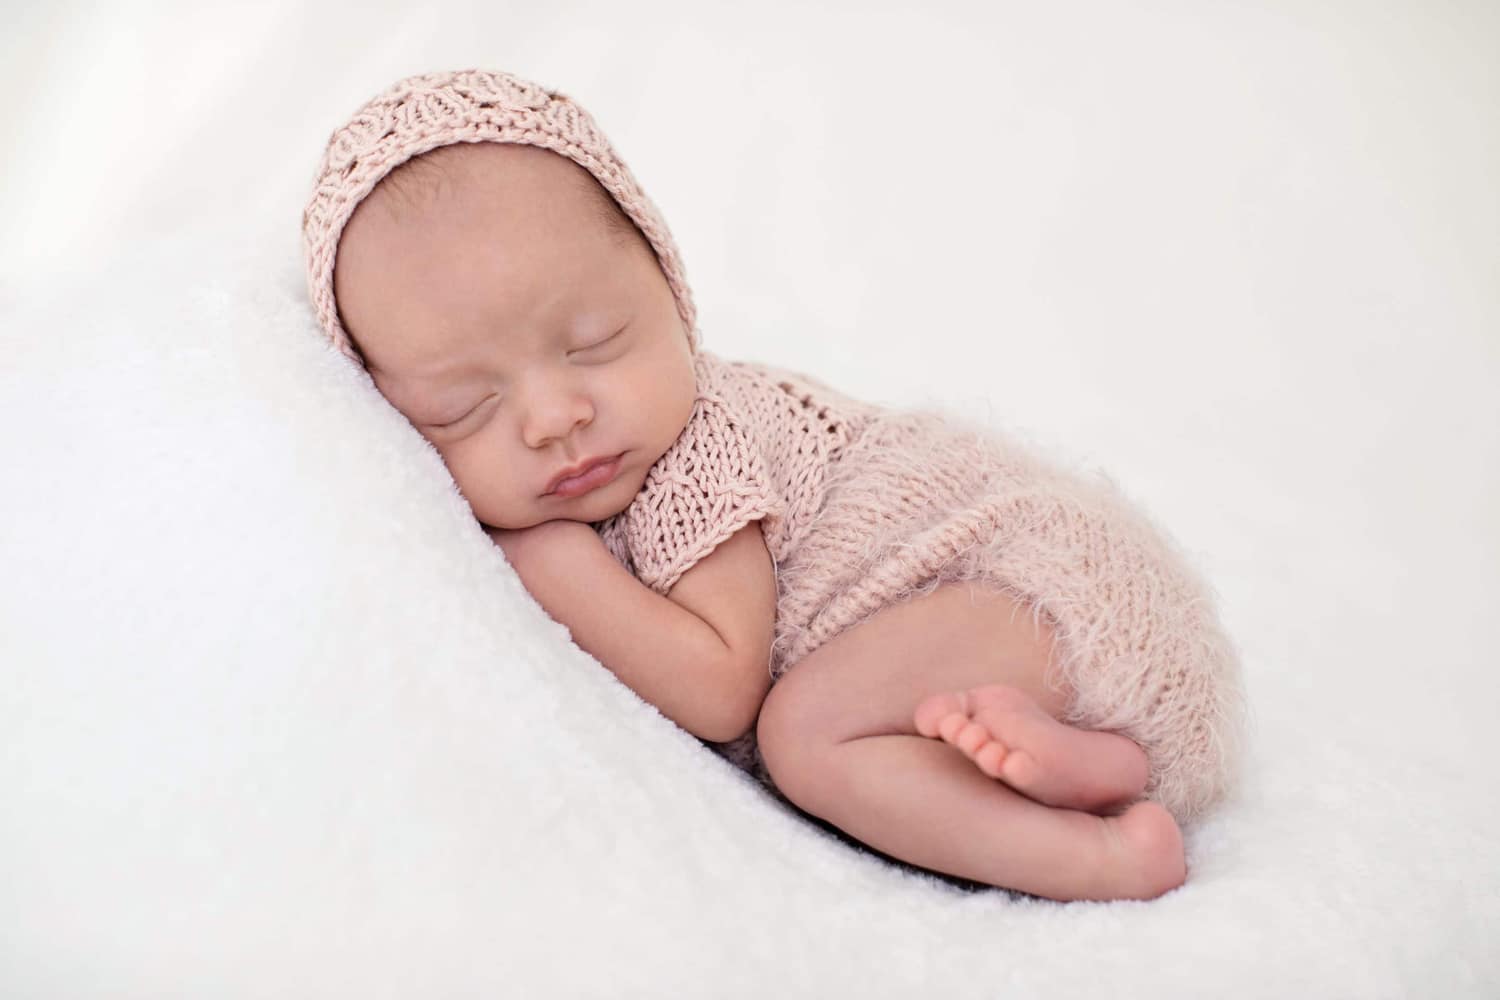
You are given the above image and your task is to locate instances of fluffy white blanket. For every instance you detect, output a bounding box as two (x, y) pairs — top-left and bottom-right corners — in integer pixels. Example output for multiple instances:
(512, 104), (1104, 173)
(1, 226), (1494, 997)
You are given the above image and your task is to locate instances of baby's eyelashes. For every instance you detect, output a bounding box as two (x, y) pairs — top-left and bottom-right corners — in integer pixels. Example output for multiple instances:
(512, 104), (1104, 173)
(569, 326), (628, 358)
(426, 396), (495, 429)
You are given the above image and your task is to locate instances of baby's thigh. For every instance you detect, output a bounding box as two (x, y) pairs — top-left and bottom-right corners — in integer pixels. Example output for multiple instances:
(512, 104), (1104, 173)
(756, 581), (1069, 789)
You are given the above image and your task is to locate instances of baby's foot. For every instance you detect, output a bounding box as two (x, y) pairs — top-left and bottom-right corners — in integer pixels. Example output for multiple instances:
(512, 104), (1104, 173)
(1091, 801), (1187, 900)
(913, 684), (1149, 814)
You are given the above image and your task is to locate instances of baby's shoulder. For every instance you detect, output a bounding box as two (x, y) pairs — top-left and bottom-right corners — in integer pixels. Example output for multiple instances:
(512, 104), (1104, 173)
(693, 350), (882, 436)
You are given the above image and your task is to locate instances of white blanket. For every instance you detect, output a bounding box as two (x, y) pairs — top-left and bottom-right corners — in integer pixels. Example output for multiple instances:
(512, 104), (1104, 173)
(3, 2), (1497, 996)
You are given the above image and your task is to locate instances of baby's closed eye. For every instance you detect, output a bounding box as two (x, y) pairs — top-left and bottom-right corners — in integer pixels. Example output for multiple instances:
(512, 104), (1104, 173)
(571, 325), (628, 359)
(420, 328), (630, 430)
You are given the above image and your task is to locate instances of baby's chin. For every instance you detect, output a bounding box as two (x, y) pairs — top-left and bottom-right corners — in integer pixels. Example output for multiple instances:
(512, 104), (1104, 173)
(558, 467), (644, 524)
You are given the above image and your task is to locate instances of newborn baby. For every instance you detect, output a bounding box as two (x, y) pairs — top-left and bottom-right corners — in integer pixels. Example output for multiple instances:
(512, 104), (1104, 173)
(303, 69), (1248, 903)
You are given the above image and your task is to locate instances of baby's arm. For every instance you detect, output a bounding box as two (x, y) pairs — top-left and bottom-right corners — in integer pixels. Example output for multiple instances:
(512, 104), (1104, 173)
(489, 519), (775, 744)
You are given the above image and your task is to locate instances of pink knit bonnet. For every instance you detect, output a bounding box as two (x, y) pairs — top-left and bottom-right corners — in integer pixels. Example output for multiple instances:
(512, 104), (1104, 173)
(301, 67), (701, 368)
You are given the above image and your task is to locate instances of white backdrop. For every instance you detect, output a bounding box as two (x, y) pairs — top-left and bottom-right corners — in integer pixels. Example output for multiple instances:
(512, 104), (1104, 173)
(3, 1), (1497, 997)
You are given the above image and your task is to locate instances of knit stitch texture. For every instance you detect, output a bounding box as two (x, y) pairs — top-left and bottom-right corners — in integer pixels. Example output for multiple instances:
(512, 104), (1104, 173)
(596, 351), (1249, 827)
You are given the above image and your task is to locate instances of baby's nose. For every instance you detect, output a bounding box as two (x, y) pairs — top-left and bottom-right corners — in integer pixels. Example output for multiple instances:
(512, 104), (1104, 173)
(520, 386), (594, 449)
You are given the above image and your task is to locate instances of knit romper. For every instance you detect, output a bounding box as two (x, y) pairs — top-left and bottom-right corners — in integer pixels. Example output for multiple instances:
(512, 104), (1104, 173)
(593, 349), (1249, 827)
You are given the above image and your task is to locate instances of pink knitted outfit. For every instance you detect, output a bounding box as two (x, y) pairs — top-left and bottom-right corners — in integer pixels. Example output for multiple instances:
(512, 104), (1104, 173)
(594, 351), (1248, 826)
(302, 69), (1249, 828)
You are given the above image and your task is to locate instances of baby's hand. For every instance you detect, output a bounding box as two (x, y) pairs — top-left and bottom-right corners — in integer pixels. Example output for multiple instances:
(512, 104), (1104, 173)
(486, 519), (598, 573)
(485, 519), (616, 615)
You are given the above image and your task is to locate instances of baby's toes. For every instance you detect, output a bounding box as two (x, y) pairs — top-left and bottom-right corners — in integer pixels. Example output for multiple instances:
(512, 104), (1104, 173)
(972, 739), (1013, 779)
(996, 747), (1039, 787)
(952, 718), (997, 757)
(914, 690), (970, 738)
(915, 692), (1011, 769)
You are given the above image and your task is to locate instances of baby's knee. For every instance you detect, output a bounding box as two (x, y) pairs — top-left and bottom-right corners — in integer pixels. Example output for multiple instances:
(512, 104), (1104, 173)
(755, 681), (835, 807)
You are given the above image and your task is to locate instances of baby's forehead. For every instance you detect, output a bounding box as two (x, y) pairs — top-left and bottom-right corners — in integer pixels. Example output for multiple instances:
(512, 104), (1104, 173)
(372, 142), (589, 216)
(366, 141), (647, 259)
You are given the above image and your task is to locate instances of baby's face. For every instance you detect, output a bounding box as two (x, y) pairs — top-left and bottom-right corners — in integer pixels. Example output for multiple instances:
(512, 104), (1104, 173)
(333, 144), (697, 530)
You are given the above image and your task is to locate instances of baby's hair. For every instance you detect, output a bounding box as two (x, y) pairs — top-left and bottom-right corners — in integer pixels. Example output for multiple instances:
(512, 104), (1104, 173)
(372, 142), (651, 258)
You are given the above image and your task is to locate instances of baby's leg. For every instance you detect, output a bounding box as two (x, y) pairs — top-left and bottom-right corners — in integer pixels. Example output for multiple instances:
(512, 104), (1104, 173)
(756, 582), (1184, 901)
(787, 731), (1178, 901)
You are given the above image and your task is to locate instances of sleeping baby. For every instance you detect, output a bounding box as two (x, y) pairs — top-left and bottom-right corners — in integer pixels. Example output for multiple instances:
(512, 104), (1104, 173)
(301, 68), (1249, 902)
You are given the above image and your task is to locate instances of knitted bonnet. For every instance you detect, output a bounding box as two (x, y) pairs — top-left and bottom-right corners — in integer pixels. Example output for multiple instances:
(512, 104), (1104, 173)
(301, 67), (701, 368)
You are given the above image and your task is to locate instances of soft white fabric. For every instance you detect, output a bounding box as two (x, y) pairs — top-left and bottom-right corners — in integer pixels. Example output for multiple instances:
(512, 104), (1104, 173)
(3, 2), (1498, 997)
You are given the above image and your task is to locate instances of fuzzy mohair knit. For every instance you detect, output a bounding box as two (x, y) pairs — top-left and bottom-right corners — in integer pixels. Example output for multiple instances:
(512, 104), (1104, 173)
(302, 68), (1249, 828)
(596, 353), (1249, 826)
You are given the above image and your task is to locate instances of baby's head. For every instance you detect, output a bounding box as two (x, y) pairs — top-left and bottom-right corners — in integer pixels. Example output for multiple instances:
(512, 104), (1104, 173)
(302, 69), (701, 530)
